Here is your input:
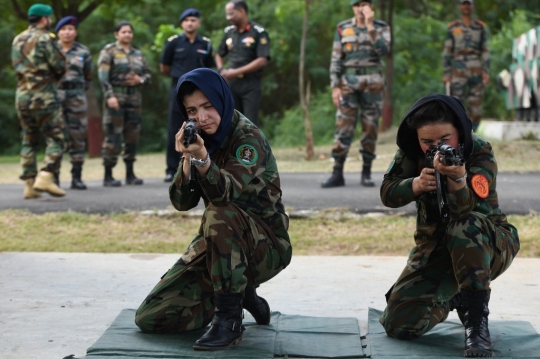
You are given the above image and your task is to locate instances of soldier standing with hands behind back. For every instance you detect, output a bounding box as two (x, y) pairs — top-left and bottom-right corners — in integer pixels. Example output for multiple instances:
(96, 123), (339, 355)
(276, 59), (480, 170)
(11, 3), (67, 199)
(322, 0), (390, 189)
(443, 0), (490, 132)
(160, 8), (215, 183)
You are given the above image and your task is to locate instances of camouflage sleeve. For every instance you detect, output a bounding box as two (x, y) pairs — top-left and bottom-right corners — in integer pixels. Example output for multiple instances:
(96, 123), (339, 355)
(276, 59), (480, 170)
(329, 26), (343, 88)
(380, 149), (418, 208)
(42, 34), (66, 81)
(197, 134), (269, 206)
(98, 48), (114, 99)
(480, 27), (490, 74)
(84, 51), (92, 90)
(442, 28), (454, 77)
(446, 143), (497, 220)
(371, 23), (390, 57)
(169, 157), (202, 211)
(139, 53), (152, 85)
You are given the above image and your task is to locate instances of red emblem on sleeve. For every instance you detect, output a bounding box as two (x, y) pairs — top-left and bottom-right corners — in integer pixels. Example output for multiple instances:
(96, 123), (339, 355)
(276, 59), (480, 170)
(471, 174), (489, 199)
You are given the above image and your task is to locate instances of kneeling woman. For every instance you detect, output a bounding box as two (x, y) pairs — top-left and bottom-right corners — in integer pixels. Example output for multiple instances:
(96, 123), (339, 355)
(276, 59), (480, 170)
(379, 94), (519, 358)
(135, 68), (292, 350)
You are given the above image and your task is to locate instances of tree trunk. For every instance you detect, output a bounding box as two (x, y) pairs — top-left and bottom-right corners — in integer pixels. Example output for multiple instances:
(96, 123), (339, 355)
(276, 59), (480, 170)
(299, 0), (314, 160)
(380, 0), (395, 132)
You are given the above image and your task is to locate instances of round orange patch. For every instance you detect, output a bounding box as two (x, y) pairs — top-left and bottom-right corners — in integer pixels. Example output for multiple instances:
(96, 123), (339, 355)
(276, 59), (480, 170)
(471, 174), (489, 199)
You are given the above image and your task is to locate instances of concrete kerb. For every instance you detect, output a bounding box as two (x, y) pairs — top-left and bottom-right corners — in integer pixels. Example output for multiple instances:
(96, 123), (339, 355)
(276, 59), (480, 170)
(0, 253), (538, 359)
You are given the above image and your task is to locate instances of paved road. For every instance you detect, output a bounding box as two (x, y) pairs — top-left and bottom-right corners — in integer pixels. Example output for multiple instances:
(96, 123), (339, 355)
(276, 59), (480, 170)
(1, 172), (538, 215)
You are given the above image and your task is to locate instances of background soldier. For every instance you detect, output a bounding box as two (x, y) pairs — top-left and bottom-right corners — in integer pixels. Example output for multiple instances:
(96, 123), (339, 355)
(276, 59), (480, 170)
(11, 3), (66, 199)
(160, 8), (215, 183)
(56, 16), (92, 190)
(442, 0), (490, 132)
(98, 21), (151, 187)
(322, 0), (390, 189)
(215, 0), (270, 128)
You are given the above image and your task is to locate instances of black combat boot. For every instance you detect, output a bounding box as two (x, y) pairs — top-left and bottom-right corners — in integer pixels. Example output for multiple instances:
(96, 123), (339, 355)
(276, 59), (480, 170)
(193, 292), (244, 351)
(103, 166), (121, 187)
(70, 163), (87, 190)
(321, 160), (345, 188)
(125, 161), (143, 185)
(361, 163), (375, 187)
(461, 289), (493, 357)
(243, 285), (271, 325)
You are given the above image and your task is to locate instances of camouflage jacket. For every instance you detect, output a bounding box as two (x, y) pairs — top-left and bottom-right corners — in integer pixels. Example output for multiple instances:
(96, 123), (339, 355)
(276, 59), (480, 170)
(443, 19), (490, 76)
(381, 134), (514, 244)
(330, 17), (391, 88)
(97, 42), (151, 99)
(11, 25), (66, 111)
(170, 111), (290, 243)
(58, 41), (92, 91)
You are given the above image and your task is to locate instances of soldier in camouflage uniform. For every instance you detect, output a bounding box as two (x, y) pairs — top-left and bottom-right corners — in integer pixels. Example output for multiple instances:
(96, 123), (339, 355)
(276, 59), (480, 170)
(98, 21), (151, 187)
(56, 16), (92, 190)
(11, 3), (66, 199)
(379, 94), (519, 358)
(322, 0), (390, 189)
(135, 69), (292, 351)
(443, 0), (490, 132)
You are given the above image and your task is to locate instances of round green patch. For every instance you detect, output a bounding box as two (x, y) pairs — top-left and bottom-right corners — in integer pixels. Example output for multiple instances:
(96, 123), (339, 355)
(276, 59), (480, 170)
(236, 144), (258, 165)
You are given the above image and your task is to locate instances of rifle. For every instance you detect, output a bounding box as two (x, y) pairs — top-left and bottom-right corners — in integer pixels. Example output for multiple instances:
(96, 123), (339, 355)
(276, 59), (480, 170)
(183, 118), (198, 193)
(425, 142), (465, 223)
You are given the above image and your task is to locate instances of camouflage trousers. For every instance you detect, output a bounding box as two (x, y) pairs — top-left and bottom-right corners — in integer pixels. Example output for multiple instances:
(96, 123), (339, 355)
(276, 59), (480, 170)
(17, 107), (66, 180)
(135, 202), (292, 333)
(60, 89), (88, 164)
(101, 91), (142, 167)
(331, 72), (383, 165)
(380, 212), (519, 340)
(451, 58), (484, 131)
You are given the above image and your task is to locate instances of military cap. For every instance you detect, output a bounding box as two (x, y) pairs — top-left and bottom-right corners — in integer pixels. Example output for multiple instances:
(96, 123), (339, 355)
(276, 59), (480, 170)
(179, 8), (200, 23)
(28, 4), (53, 17)
(350, 0), (372, 5)
(460, 0), (473, 4)
(55, 16), (78, 32)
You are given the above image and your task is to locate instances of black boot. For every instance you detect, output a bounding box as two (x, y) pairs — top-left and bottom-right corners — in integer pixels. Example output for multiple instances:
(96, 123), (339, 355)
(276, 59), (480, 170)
(103, 166), (121, 187)
(193, 292), (244, 351)
(243, 285), (270, 325)
(125, 161), (143, 185)
(321, 161), (345, 188)
(70, 163), (87, 190)
(449, 291), (465, 325)
(461, 289), (493, 357)
(361, 163), (375, 187)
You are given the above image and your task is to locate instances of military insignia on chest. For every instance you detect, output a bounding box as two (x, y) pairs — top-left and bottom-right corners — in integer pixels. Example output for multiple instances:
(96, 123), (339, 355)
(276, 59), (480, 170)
(114, 53), (127, 59)
(236, 144), (258, 165)
(453, 28), (463, 36)
(242, 37), (256, 47)
(226, 38), (233, 49)
(342, 28), (355, 37)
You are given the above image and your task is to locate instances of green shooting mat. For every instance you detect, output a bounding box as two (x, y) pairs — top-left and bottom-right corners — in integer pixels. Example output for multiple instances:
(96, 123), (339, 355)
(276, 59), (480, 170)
(366, 307), (540, 359)
(83, 309), (368, 359)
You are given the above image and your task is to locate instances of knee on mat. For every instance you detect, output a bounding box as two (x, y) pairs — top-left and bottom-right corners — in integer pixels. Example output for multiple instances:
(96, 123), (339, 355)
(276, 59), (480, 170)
(381, 315), (429, 340)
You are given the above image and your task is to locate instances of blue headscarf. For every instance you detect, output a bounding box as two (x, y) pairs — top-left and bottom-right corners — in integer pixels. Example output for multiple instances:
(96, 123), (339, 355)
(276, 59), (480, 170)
(176, 68), (235, 155)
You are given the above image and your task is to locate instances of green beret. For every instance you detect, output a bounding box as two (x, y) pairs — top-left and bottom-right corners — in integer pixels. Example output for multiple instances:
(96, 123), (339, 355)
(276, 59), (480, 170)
(28, 4), (53, 17)
(350, 0), (372, 5)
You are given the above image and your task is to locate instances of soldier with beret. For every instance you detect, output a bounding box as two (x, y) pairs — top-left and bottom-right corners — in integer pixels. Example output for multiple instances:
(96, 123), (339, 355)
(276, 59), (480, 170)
(56, 16), (93, 190)
(443, 0), (490, 132)
(322, 0), (391, 189)
(11, 3), (67, 199)
(215, 0), (271, 128)
(161, 8), (215, 183)
(98, 20), (152, 187)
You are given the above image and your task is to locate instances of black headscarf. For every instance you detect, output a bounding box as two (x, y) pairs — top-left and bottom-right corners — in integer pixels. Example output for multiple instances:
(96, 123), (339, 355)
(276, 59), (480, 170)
(396, 94), (474, 161)
(175, 68), (235, 155)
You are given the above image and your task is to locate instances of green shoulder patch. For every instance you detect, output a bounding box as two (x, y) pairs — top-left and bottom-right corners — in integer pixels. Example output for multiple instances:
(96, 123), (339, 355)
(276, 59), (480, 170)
(236, 144), (258, 165)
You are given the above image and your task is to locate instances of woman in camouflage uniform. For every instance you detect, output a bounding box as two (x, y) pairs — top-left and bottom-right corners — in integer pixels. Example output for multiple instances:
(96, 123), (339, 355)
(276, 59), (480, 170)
(98, 21), (151, 187)
(135, 68), (292, 351)
(379, 94), (519, 358)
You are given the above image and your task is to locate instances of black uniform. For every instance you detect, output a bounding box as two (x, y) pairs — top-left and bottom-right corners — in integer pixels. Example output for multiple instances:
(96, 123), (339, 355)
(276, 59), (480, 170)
(217, 21), (270, 127)
(161, 33), (214, 177)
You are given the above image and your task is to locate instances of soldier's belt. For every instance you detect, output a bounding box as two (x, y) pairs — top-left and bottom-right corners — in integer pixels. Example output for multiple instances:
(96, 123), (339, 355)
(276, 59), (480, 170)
(59, 82), (84, 90)
(345, 67), (381, 76)
(453, 55), (480, 61)
(112, 86), (139, 94)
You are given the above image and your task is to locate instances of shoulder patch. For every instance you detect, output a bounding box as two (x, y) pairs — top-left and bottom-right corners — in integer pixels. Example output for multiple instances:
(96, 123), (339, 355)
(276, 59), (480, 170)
(236, 144), (258, 165)
(475, 19), (486, 27)
(224, 25), (235, 33)
(167, 34), (178, 42)
(337, 18), (353, 28)
(202, 36), (211, 42)
(254, 24), (265, 33)
(447, 20), (458, 28)
(104, 43), (115, 50)
(49, 32), (56, 38)
(373, 19), (388, 27)
(471, 174), (489, 199)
